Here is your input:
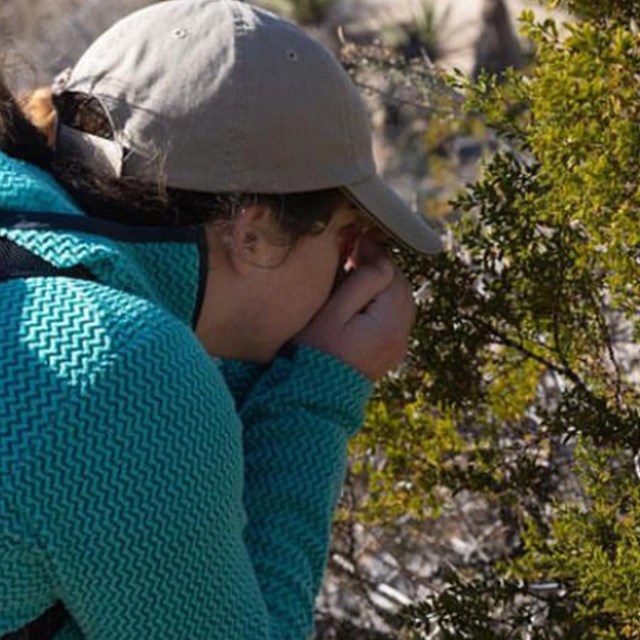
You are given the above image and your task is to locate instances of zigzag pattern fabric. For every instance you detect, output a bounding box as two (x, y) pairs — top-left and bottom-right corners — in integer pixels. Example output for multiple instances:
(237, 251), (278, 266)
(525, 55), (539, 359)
(0, 152), (372, 639)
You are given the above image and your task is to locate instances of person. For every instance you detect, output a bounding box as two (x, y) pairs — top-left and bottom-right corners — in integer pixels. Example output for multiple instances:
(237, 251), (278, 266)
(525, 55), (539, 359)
(0, 1), (442, 638)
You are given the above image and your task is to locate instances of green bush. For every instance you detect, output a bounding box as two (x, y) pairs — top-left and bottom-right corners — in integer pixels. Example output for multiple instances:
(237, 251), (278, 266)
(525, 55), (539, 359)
(341, 0), (640, 636)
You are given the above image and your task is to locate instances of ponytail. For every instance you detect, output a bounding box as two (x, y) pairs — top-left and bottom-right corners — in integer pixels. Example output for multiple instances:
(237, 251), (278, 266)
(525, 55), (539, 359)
(21, 88), (57, 147)
(0, 75), (53, 169)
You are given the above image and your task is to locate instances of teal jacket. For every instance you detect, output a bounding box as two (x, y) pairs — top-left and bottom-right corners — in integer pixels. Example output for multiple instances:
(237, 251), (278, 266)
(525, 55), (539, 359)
(0, 152), (372, 639)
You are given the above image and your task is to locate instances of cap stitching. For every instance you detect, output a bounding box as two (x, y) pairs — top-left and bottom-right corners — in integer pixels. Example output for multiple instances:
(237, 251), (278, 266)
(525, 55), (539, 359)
(334, 56), (357, 177)
(223, 4), (252, 189)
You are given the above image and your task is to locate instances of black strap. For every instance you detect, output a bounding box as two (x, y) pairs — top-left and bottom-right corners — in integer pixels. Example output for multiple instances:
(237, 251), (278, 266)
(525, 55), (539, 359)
(1, 603), (68, 640)
(0, 235), (89, 640)
(0, 236), (95, 283)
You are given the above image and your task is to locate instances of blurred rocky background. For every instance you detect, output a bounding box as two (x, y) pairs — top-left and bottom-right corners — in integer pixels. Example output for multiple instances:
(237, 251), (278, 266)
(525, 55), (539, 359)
(1, 0), (568, 82)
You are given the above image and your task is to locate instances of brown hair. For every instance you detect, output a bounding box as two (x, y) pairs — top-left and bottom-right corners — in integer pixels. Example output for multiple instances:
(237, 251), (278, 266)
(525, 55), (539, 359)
(1, 76), (344, 244)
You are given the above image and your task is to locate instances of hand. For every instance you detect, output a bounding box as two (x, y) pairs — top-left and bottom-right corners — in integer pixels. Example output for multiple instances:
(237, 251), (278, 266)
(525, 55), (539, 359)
(296, 237), (416, 381)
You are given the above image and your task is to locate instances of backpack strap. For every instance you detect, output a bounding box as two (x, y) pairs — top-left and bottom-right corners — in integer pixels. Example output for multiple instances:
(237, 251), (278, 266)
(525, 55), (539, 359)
(1, 603), (68, 640)
(0, 235), (95, 283)
(0, 234), (90, 640)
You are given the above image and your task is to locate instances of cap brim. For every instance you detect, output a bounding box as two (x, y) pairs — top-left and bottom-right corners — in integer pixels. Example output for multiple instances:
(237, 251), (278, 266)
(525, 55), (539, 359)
(343, 175), (443, 255)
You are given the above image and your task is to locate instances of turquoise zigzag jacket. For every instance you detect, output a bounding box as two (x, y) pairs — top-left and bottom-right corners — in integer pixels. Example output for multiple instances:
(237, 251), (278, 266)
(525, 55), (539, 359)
(0, 151), (372, 639)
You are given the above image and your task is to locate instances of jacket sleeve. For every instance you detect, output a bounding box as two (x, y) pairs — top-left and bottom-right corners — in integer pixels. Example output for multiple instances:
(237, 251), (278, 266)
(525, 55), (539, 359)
(238, 345), (372, 639)
(6, 284), (370, 640)
(216, 357), (266, 410)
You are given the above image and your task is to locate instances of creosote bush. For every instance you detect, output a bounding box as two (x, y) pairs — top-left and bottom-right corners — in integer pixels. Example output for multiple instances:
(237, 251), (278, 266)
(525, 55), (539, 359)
(335, 0), (640, 637)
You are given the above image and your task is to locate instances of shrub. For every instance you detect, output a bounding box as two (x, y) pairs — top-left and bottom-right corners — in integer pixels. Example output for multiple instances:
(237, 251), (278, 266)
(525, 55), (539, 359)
(337, 0), (640, 636)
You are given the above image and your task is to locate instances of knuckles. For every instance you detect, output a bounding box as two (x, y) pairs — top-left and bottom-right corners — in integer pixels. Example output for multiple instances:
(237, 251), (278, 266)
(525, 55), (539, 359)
(362, 256), (395, 288)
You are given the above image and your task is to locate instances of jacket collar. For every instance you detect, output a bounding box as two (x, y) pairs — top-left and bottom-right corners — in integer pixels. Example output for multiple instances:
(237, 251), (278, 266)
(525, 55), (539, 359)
(0, 153), (208, 328)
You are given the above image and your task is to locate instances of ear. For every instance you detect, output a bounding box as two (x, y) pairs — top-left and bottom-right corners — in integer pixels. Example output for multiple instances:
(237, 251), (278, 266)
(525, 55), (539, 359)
(229, 204), (290, 272)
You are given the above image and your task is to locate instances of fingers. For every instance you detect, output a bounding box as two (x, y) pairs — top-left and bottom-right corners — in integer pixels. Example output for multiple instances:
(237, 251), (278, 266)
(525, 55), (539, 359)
(364, 267), (416, 337)
(297, 233), (417, 380)
(327, 243), (395, 323)
(369, 265), (415, 321)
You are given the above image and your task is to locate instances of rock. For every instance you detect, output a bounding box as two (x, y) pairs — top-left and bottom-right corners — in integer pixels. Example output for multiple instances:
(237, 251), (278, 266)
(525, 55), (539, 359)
(326, 0), (427, 40)
(327, 0), (572, 77)
(327, 0), (523, 77)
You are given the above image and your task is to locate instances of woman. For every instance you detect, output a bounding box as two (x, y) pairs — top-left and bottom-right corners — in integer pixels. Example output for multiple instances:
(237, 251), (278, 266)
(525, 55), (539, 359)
(0, 1), (442, 638)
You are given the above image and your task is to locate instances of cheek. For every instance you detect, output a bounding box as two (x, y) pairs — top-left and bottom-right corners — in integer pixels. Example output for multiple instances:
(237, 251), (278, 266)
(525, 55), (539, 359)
(288, 260), (339, 328)
(314, 249), (344, 300)
(295, 272), (335, 322)
(275, 234), (344, 333)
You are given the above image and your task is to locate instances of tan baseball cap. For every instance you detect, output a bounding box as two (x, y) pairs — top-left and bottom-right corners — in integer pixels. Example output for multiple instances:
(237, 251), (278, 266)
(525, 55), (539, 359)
(55, 0), (443, 254)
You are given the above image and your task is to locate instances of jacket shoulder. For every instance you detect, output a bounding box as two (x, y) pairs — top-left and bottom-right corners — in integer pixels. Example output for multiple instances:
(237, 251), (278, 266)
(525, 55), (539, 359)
(0, 275), (204, 390)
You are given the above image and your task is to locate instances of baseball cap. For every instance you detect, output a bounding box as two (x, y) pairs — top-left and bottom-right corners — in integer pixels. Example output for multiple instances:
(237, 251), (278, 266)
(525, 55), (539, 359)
(54, 0), (443, 254)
